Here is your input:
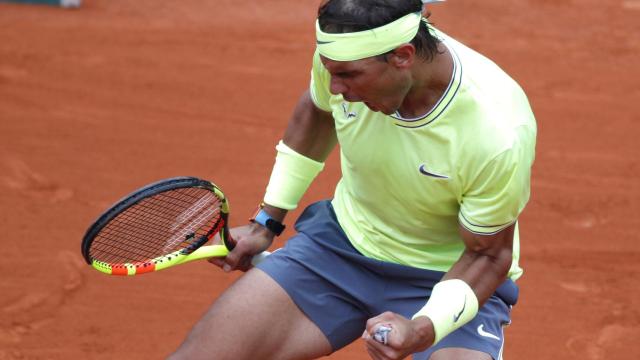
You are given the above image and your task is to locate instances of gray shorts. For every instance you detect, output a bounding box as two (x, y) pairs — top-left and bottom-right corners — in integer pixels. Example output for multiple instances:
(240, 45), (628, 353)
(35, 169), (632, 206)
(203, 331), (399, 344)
(257, 201), (518, 359)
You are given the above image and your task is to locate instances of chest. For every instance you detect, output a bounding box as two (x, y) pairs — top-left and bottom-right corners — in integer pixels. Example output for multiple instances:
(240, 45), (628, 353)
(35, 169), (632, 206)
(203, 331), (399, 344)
(333, 101), (462, 211)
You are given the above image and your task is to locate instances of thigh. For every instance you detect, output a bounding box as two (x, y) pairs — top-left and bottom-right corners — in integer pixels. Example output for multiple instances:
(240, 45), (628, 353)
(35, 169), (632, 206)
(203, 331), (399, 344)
(257, 233), (375, 351)
(428, 348), (492, 360)
(169, 268), (332, 360)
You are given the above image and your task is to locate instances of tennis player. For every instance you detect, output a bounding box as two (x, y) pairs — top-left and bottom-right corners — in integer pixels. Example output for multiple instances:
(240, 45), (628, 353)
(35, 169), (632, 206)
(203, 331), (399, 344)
(170, 0), (536, 359)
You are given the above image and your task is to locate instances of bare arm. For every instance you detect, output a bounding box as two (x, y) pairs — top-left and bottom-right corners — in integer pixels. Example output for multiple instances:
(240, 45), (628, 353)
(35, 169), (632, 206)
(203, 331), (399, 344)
(283, 90), (337, 162)
(407, 223), (515, 340)
(216, 90), (336, 271)
(261, 89), (336, 221)
(363, 224), (515, 359)
(444, 223), (515, 303)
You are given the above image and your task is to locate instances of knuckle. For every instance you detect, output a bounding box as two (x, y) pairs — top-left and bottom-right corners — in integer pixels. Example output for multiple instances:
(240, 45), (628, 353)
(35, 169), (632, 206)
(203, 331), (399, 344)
(366, 318), (377, 329)
(236, 239), (251, 252)
(225, 253), (239, 267)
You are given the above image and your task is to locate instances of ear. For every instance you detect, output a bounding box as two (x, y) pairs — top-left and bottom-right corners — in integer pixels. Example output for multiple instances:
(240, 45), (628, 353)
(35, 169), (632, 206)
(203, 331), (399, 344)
(389, 44), (416, 69)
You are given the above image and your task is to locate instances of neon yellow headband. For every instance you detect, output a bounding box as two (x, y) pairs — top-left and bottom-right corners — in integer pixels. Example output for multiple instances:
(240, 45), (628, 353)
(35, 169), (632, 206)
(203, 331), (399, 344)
(316, 11), (423, 61)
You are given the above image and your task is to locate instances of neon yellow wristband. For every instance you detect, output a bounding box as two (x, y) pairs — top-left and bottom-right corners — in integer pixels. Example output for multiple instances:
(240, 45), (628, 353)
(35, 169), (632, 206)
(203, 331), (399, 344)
(263, 141), (325, 210)
(412, 279), (479, 345)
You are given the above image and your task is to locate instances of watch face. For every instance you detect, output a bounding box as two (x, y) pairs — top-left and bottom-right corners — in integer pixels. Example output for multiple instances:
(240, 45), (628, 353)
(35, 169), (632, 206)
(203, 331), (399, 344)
(250, 209), (285, 236)
(251, 203), (265, 221)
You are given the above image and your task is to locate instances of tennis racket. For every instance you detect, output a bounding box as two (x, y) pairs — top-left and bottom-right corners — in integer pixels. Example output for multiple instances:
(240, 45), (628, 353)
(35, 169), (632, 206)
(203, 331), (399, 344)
(81, 176), (269, 276)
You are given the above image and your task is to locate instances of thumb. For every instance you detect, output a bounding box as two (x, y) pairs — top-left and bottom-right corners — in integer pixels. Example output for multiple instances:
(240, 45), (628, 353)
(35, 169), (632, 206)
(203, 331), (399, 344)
(223, 236), (249, 270)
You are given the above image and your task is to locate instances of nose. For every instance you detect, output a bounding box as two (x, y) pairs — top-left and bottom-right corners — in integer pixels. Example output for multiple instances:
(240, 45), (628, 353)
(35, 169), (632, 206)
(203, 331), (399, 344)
(329, 76), (348, 96)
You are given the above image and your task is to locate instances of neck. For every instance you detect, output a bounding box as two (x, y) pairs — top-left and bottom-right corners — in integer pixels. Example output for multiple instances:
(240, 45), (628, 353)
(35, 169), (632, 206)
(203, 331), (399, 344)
(396, 43), (453, 118)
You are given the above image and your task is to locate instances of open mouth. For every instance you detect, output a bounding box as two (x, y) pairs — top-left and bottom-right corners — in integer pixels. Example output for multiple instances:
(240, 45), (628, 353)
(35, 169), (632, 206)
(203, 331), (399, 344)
(342, 94), (361, 103)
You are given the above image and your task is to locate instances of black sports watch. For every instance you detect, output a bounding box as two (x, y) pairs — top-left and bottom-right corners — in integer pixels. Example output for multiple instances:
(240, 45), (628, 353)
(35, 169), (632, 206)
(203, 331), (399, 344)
(250, 203), (286, 236)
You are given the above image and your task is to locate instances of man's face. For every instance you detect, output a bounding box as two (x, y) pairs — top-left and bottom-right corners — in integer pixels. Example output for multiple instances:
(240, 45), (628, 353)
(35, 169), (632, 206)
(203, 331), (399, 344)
(320, 54), (411, 115)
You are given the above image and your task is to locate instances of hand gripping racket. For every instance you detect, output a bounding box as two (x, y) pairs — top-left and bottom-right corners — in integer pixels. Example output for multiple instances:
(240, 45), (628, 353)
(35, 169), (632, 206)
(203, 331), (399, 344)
(81, 176), (269, 275)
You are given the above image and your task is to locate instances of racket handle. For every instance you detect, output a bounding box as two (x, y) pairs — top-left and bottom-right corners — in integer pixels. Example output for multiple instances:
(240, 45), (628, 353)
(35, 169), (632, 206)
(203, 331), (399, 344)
(251, 251), (271, 266)
(186, 246), (271, 266)
(226, 233), (271, 266)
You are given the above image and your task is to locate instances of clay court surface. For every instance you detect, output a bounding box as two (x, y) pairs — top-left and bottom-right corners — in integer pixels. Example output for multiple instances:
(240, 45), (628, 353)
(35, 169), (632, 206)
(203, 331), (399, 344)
(1, 0), (639, 359)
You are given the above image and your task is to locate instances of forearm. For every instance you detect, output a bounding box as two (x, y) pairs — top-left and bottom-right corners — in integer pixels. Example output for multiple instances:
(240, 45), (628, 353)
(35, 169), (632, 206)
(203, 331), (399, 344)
(410, 223), (515, 345)
(261, 91), (336, 220)
(442, 241), (512, 305)
(218, 90), (334, 271)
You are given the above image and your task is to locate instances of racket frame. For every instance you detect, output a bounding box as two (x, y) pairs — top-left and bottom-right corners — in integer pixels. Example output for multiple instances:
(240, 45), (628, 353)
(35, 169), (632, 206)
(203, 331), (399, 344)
(81, 177), (233, 275)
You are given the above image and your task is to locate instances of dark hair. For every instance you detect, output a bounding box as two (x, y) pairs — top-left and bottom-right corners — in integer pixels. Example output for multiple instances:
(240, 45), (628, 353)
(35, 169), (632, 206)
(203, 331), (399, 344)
(318, 0), (441, 62)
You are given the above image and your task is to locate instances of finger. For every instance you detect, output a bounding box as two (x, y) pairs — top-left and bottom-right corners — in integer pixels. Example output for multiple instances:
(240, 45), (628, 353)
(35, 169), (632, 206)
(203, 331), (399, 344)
(235, 254), (253, 272)
(364, 329), (394, 354)
(364, 321), (392, 343)
(365, 312), (394, 332)
(223, 250), (240, 271)
(207, 257), (225, 268)
(365, 332), (388, 349)
(223, 236), (253, 271)
(372, 325), (392, 345)
(367, 341), (398, 360)
(366, 346), (382, 360)
(364, 338), (388, 360)
(363, 324), (393, 359)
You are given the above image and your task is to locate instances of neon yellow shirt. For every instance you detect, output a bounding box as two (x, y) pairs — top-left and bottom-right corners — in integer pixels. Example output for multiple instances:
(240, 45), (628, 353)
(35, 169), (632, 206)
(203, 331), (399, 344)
(309, 29), (536, 280)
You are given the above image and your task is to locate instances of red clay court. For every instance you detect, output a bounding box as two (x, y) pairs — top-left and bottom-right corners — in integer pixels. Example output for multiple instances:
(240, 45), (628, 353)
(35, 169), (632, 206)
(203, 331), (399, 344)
(0, 0), (638, 359)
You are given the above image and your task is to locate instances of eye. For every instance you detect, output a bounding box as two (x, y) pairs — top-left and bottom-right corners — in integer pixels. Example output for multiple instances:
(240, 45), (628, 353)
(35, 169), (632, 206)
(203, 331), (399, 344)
(334, 72), (352, 79)
(335, 71), (360, 80)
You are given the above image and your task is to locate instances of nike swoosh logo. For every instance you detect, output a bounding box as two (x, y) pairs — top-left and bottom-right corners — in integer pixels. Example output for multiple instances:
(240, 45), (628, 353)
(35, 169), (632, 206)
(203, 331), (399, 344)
(477, 324), (501, 341)
(453, 295), (466, 323)
(419, 164), (449, 179)
(316, 40), (335, 45)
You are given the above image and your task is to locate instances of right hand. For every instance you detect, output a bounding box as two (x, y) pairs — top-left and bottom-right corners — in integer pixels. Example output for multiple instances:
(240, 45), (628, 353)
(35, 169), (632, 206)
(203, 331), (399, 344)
(362, 312), (434, 360)
(208, 223), (275, 272)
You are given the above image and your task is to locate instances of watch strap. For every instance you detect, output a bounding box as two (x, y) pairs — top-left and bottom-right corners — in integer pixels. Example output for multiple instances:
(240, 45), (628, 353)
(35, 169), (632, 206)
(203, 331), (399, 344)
(251, 207), (286, 236)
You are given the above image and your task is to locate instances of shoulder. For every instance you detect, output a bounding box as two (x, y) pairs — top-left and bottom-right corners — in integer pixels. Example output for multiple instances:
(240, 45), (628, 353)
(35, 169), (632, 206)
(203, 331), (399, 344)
(309, 50), (334, 112)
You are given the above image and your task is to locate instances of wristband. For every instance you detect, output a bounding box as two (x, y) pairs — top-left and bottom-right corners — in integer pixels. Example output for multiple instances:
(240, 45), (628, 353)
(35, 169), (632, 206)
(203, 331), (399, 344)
(263, 140), (325, 210)
(411, 279), (479, 345)
(250, 204), (286, 236)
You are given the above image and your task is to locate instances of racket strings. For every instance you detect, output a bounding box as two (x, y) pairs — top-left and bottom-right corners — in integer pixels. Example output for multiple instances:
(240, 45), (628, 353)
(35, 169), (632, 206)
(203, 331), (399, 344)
(90, 187), (223, 264)
(96, 193), (200, 254)
(94, 190), (221, 262)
